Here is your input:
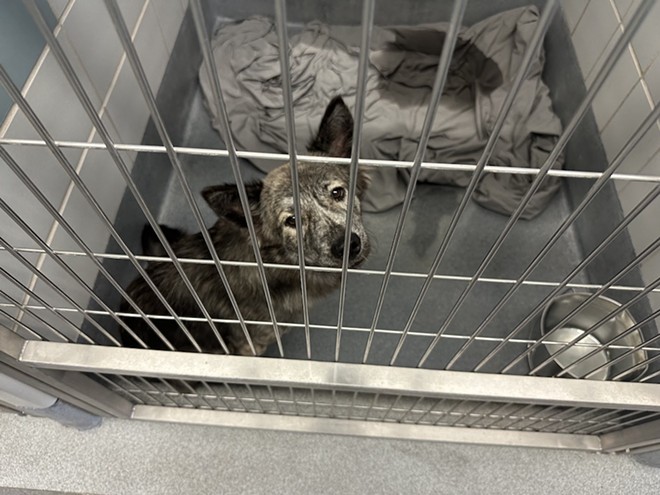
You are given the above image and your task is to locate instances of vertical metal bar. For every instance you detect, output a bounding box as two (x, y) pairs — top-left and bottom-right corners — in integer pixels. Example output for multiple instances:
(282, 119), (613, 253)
(0, 306), (43, 341)
(542, 280), (660, 378)
(398, 396), (424, 423)
(346, 391), (360, 420)
(0, 237), (118, 344)
(446, 101), (660, 369)
(547, 408), (600, 433)
(555, 409), (613, 434)
(266, 385), (285, 415)
(0, 267), (93, 344)
(222, 383), (250, 412)
(536, 408), (585, 433)
(0, 196), (146, 346)
(0, 289), (66, 342)
(476, 184), (660, 372)
(472, 402), (510, 428)
(105, 0), (260, 354)
(501, 235), (660, 374)
(190, 0), (282, 356)
(448, 401), (482, 427)
(24, 2), (272, 414)
(288, 387), (300, 416)
(0, 145), (174, 349)
(0, 64), (200, 351)
(95, 373), (145, 404)
(31, 0), (226, 350)
(566, 409), (622, 434)
(310, 387), (318, 417)
(433, 399), (466, 426)
(483, 403), (527, 429)
(462, 402), (492, 427)
(362, 0), (469, 363)
(380, 394), (401, 422)
(171, 379), (215, 410)
(493, 403), (540, 430)
(523, 406), (570, 431)
(204, 383), (233, 411)
(390, 0), (559, 366)
(416, 398), (446, 424)
(364, 392), (382, 420)
(335, 0), (375, 362)
(245, 384), (266, 413)
(638, 364), (660, 383)
(466, 0), (657, 372)
(134, 376), (182, 407)
(274, 0), (310, 358)
(417, 0), (654, 369)
(582, 307), (660, 379)
(588, 411), (658, 435)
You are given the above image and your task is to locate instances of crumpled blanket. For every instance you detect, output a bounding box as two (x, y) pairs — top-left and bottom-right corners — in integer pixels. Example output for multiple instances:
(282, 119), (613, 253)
(199, 6), (563, 218)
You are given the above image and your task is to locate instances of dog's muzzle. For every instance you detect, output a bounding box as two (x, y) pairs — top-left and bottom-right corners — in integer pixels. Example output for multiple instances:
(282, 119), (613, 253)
(331, 233), (361, 260)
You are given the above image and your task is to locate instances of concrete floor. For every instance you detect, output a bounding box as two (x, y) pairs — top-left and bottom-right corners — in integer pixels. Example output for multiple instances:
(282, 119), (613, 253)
(1, 411), (660, 495)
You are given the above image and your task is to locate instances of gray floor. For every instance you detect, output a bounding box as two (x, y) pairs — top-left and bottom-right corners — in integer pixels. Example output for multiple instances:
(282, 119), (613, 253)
(1, 411), (660, 495)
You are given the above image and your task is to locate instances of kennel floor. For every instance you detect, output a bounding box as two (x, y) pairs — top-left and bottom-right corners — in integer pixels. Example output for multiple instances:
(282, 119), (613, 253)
(151, 89), (589, 373)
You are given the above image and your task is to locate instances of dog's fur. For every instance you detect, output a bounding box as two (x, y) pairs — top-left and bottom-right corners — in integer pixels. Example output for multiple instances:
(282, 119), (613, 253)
(120, 97), (370, 355)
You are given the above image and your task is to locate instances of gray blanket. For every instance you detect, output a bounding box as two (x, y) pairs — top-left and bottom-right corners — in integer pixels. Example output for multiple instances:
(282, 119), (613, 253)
(199, 6), (563, 218)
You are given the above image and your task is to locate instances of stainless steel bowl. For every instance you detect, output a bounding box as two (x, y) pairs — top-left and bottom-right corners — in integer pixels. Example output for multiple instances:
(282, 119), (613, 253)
(528, 292), (648, 381)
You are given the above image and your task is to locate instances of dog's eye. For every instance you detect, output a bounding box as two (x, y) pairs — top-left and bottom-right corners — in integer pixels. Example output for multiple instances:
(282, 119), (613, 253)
(331, 187), (346, 201)
(284, 215), (296, 228)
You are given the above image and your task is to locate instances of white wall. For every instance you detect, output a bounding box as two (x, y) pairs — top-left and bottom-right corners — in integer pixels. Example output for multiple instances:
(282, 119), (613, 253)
(561, 0), (659, 310)
(0, 0), (188, 340)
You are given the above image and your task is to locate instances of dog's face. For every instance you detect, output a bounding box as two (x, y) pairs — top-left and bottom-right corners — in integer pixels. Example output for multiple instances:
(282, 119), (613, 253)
(203, 97), (370, 268)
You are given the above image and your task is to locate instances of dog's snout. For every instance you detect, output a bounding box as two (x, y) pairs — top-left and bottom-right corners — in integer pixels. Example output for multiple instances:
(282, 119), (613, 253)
(349, 233), (361, 257)
(331, 233), (362, 259)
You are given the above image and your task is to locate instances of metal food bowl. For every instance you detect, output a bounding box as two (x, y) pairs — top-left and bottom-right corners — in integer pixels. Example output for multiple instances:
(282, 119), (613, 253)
(528, 292), (648, 381)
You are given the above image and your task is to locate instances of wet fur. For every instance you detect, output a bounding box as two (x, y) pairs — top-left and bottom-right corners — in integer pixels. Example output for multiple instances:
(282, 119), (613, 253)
(120, 97), (369, 355)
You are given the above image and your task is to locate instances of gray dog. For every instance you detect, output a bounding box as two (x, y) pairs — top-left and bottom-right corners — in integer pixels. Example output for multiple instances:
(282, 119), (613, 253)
(121, 97), (370, 355)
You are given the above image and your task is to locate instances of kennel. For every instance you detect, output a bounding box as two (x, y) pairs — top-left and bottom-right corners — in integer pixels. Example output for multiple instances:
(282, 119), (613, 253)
(1, 0), (660, 455)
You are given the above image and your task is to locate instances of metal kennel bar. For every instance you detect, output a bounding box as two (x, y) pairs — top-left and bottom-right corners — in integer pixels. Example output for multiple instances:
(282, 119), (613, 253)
(274, 0), (312, 357)
(362, 0), (470, 362)
(2, 137), (660, 183)
(414, 0), (655, 369)
(0, 0), (659, 454)
(335, 0), (375, 362)
(388, 0), (560, 365)
(189, 0), (282, 357)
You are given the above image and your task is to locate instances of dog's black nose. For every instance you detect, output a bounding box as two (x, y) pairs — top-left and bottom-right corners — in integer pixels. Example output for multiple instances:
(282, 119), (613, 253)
(331, 233), (362, 259)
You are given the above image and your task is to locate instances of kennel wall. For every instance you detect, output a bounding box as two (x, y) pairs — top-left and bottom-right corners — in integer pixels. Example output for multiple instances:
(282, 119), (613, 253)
(1, 0), (660, 455)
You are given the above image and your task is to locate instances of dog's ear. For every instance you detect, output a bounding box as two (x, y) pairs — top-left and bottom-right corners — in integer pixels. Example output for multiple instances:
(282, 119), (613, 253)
(307, 96), (354, 158)
(142, 224), (185, 256)
(356, 169), (371, 199)
(202, 181), (263, 227)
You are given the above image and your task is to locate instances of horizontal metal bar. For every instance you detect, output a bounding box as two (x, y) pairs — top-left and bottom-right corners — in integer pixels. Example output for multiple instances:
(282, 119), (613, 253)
(1, 138), (658, 182)
(3, 302), (659, 353)
(2, 245), (656, 294)
(17, 342), (660, 411)
(600, 418), (660, 453)
(5, 302), (660, 351)
(132, 405), (601, 451)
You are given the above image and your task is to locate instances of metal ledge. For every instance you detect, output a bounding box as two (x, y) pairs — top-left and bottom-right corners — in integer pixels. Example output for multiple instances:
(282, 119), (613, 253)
(132, 405), (602, 451)
(600, 418), (660, 453)
(18, 341), (660, 411)
(0, 328), (133, 417)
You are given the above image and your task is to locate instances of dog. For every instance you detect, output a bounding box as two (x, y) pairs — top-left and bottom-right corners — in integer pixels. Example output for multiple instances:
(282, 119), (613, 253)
(120, 97), (370, 355)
